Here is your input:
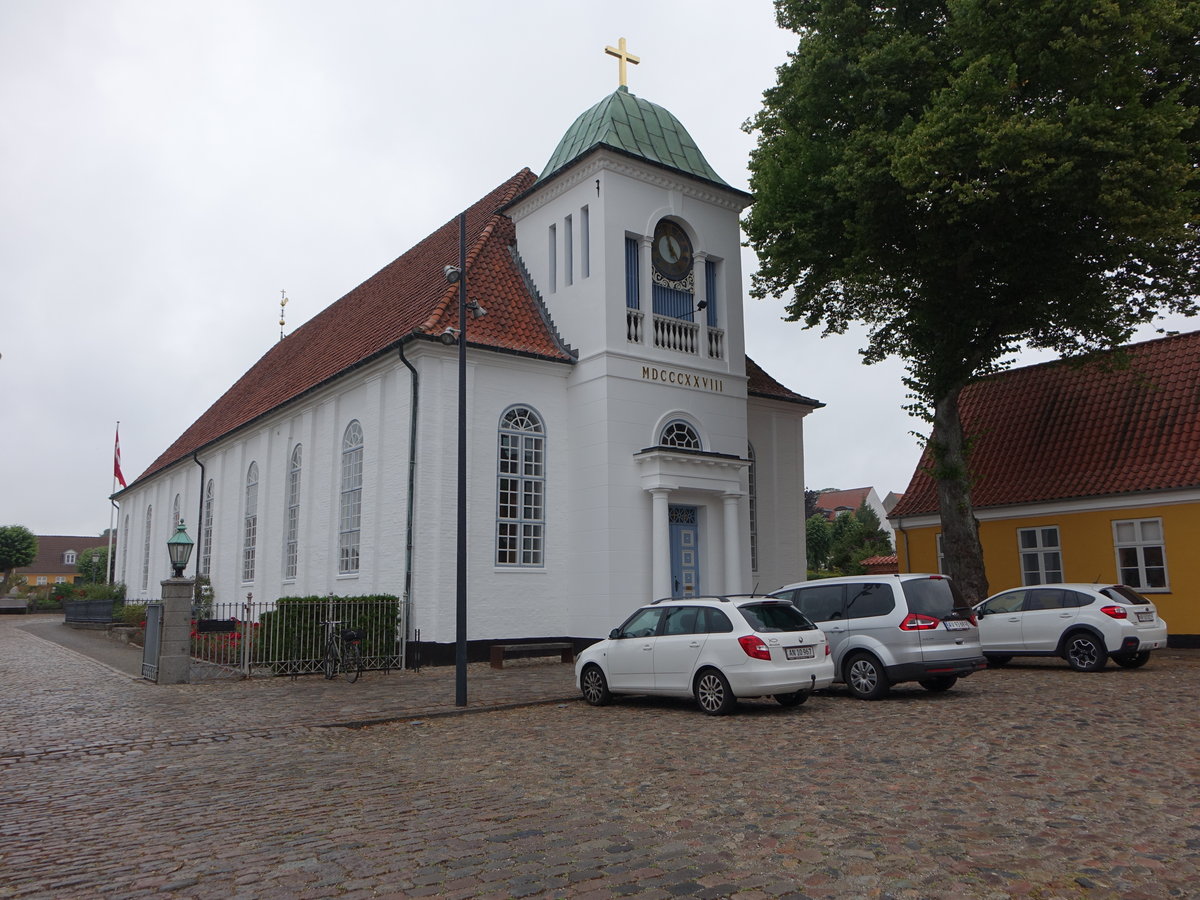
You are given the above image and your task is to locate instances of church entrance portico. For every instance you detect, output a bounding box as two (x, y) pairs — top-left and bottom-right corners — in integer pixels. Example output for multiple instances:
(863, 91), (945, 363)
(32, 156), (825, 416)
(637, 447), (748, 600)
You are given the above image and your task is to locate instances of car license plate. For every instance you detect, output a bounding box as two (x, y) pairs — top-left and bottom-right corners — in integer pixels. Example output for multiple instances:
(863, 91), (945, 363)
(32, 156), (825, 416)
(785, 645), (814, 660)
(1136, 612), (1153, 622)
(944, 620), (971, 630)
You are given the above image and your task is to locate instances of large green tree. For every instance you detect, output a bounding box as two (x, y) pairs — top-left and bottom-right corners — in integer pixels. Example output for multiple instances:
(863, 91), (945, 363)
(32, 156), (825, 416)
(745, 0), (1200, 602)
(0, 525), (38, 595)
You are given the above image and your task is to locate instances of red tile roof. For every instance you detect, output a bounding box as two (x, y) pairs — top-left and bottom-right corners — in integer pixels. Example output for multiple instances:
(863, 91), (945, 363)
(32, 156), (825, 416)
(17, 535), (110, 576)
(132, 170), (575, 484)
(746, 357), (823, 407)
(890, 330), (1200, 517)
(127, 169), (817, 487)
(815, 488), (872, 515)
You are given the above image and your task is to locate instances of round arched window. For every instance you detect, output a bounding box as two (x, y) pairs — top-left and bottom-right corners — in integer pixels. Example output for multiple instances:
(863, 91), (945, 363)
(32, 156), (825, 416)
(660, 420), (701, 450)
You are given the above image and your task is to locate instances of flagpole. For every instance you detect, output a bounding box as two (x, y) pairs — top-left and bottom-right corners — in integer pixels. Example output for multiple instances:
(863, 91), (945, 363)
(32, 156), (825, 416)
(108, 421), (122, 584)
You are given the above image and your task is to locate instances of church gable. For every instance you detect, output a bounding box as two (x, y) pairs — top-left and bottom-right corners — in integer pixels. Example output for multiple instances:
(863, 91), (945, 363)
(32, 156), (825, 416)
(131, 168), (574, 486)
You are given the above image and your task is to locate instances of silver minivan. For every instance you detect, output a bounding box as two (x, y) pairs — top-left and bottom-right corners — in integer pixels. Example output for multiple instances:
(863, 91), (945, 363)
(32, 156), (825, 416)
(771, 574), (987, 699)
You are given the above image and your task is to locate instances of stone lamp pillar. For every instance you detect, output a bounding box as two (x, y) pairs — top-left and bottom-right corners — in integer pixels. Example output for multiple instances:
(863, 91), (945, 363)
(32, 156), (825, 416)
(157, 520), (195, 684)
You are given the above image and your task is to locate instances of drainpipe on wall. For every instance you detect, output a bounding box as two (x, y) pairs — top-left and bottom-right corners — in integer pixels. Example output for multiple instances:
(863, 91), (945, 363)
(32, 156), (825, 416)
(894, 517), (910, 573)
(397, 340), (421, 668)
(192, 453), (205, 580)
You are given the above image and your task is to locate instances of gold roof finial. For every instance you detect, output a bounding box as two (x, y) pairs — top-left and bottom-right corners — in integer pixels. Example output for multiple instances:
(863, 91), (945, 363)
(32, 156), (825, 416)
(605, 37), (640, 88)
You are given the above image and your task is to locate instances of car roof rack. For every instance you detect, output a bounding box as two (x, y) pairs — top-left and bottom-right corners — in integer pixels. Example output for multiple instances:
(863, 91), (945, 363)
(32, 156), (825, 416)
(649, 595), (729, 605)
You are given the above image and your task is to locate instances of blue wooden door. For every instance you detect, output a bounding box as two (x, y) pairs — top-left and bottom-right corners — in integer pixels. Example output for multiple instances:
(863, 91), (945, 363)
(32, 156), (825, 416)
(669, 505), (700, 598)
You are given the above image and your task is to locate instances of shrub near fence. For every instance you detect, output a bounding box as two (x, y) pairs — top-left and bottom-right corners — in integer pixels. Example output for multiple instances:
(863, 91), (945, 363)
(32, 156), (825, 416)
(255, 595), (402, 676)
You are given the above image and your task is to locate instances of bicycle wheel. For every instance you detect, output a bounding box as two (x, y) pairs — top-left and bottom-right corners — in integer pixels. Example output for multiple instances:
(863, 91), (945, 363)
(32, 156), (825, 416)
(344, 642), (362, 683)
(323, 640), (340, 680)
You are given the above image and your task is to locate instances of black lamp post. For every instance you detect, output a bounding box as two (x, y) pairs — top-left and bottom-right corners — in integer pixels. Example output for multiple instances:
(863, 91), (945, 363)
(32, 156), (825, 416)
(444, 212), (471, 707)
(166, 519), (194, 579)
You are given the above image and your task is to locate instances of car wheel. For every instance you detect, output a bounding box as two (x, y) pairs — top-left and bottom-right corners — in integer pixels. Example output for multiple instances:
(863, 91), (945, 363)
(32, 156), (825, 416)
(1064, 632), (1108, 671)
(845, 653), (890, 700)
(694, 668), (737, 716)
(1112, 650), (1151, 669)
(984, 654), (1012, 667)
(580, 664), (612, 706)
(774, 691), (810, 707)
(918, 675), (958, 692)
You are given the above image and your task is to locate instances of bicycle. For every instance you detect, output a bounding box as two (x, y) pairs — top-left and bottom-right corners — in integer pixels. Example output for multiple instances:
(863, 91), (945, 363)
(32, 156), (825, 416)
(321, 619), (363, 683)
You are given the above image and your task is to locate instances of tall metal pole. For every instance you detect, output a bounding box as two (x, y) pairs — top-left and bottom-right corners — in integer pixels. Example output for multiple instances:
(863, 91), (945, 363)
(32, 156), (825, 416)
(455, 211), (468, 707)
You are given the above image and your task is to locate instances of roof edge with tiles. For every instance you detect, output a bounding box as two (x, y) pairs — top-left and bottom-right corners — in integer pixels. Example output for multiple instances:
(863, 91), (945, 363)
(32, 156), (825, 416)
(889, 330), (1200, 519)
(123, 169), (575, 489)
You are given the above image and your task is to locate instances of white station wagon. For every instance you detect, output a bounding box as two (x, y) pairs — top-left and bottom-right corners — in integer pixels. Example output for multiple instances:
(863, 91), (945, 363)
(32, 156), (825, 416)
(575, 595), (834, 715)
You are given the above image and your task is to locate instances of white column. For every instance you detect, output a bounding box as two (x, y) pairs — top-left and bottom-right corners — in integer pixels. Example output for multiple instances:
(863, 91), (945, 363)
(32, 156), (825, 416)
(722, 493), (742, 594)
(650, 488), (672, 601)
(639, 235), (654, 317)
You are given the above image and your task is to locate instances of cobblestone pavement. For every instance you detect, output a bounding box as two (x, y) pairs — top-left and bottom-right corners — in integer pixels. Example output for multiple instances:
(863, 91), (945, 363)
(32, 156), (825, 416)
(2, 616), (1197, 899)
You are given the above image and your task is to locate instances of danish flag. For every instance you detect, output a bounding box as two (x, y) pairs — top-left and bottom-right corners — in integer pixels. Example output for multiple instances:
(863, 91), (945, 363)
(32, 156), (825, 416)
(114, 425), (127, 488)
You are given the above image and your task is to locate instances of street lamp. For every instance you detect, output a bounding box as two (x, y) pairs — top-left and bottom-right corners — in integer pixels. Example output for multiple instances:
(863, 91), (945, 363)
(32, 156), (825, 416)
(166, 519), (194, 578)
(445, 211), (487, 707)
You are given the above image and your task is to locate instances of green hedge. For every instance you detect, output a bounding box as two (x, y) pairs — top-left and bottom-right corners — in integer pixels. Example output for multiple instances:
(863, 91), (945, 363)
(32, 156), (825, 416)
(257, 594), (399, 672)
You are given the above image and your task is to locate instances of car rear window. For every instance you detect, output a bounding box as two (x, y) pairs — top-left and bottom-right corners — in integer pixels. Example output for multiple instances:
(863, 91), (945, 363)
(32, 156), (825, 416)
(1101, 585), (1152, 606)
(901, 576), (971, 617)
(738, 602), (816, 632)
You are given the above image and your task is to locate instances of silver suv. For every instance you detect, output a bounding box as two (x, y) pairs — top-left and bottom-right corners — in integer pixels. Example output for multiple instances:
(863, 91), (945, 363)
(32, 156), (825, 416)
(771, 574), (986, 699)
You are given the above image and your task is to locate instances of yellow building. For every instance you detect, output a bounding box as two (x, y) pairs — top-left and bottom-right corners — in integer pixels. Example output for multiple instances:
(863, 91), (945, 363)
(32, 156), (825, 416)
(15, 535), (110, 589)
(890, 331), (1200, 644)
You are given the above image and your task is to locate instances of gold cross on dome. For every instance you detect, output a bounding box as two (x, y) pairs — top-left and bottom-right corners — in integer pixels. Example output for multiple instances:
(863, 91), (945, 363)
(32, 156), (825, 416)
(605, 37), (640, 88)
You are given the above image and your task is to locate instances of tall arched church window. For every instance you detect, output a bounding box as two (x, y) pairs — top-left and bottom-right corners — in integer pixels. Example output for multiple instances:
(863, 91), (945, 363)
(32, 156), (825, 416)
(660, 420), (701, 450)
(141, 505), (153, 591)
(748, 444), (759, 573)
(200, 479), (214, 576)
(339, 421), (364, 574)
(172, 494), (181, 528)
(284, 444), (302, 580)
(496, 406), (545, 567)
(242, 462), (259, 582)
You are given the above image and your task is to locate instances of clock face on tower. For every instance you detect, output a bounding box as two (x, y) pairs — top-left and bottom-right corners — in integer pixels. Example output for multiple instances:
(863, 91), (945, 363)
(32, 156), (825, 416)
(651, 219), (694, 283)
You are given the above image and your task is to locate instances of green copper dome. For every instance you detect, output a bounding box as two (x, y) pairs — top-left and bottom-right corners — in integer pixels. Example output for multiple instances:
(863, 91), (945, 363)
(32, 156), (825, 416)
(537, 87), (731, 188)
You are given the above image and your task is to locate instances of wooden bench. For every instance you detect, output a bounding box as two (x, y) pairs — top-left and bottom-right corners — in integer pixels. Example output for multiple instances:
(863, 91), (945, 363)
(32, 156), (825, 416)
(489, 641), (575, 669)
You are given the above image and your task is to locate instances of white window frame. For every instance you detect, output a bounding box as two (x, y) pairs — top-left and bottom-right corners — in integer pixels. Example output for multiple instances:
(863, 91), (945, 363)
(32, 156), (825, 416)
(64, 550), (77, 565)
(200, 479), (214, 576)
(121, 514), (129, 585)
(1113, 517), (1169, 591)
(1018, 526), (1063, 585)
(339, 421), (363, 575)
(496, 406), (545, 568)
(660, 420), (701, 450)
(935, 533), (946, 574)
(242, 462), (259, 583)
(284, 444), (302, 581)
(141, 505), (153, 591)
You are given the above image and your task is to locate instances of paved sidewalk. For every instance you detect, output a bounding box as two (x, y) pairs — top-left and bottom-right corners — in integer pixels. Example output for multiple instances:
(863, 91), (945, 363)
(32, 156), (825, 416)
(6, 615), (581, 743)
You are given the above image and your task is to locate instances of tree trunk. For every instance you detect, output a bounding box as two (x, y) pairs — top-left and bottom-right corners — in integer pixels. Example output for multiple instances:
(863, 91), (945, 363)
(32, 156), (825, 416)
(931, 387), (989, 604)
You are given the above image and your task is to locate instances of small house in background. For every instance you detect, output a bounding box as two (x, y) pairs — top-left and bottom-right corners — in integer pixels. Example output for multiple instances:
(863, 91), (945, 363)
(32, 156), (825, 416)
(889, 330), (1200, 645)
(860, 554), (899, 575)
(814, 487), (896, 543)
(15, 535), (109, 589)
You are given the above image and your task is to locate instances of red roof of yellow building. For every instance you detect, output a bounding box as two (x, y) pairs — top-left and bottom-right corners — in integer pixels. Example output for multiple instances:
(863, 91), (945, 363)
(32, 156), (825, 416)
(891, 330), (1200, 518)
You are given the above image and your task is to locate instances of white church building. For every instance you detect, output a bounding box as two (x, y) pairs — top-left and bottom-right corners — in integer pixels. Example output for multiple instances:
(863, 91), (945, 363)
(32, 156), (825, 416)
(114, 71), (822, 662)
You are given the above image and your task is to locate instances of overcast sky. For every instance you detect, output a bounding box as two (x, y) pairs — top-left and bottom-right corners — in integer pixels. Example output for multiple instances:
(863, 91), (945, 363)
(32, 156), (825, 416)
(2, 1), (1191, 537)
